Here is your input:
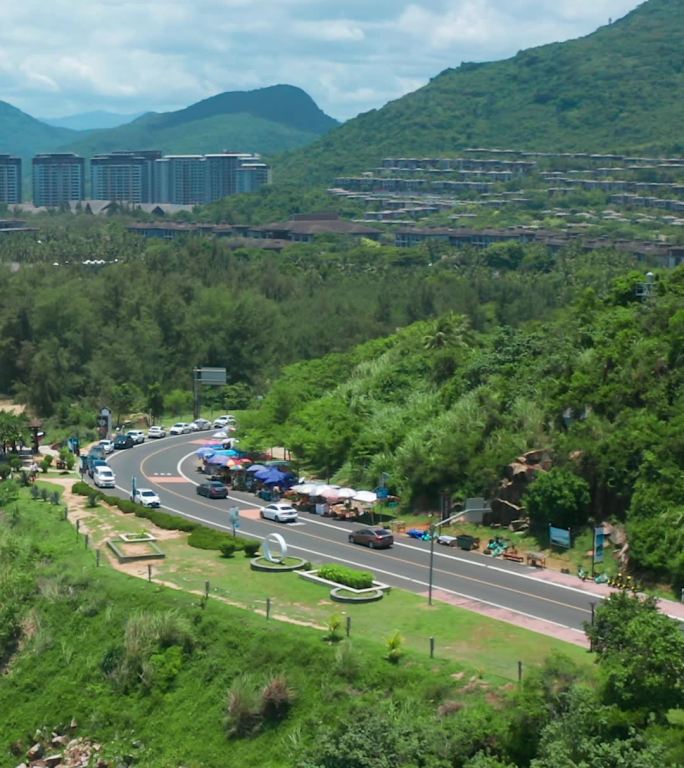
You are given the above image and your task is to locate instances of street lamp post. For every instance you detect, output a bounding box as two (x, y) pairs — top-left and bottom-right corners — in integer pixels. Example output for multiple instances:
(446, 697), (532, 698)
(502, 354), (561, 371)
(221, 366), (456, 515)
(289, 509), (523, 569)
(428, 522), (436, 606)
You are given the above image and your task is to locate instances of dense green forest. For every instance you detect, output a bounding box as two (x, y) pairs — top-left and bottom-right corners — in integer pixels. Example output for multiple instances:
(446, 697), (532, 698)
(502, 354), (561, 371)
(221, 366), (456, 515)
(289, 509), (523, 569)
(244, 265), (684, 590)
(0, 490), (682, 767)
(0, 216), (631, 420)
(275, 0), (684, 184)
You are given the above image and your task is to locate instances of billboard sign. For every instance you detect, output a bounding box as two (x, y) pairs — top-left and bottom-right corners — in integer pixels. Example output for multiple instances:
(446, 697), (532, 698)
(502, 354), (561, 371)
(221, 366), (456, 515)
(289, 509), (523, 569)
(194, 367), (227, 385)
(549, 525), (571, 549)
(594, 527), (605, 564)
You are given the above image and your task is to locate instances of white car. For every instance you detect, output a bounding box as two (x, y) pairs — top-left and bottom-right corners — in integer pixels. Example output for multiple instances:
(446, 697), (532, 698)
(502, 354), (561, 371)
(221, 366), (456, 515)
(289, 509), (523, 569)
(213, 415), (236, 428)
(131, 488), (161, 508)
(260, 503), (298, 523)
(98, 439), (114, 454)
(93, 466), (116, 488)
(126, 430), (146, 445)
(147, 425), (166, 439)
(169, 422), (191, 435)
(191, 418), (211, 431)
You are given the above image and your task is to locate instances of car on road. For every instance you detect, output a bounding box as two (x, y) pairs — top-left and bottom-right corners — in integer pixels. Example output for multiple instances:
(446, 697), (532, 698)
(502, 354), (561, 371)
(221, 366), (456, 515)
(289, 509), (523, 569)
(196, 481), (228, 499)
(437, 534), (458, 547)
(113, 434), (135, 450)
(213, 415), (236, 428)
(98, 439), (114, 454)
(87, 458), (108, 478)
(131, 488), (161, 508)
(348, 528), (394, 549)
(126, 429), (146, 445)
(93, 466), (116, 488)
(147, 425), (166, 439)
(169, 422), (191, 435)
(260, 503), (298, 523)
(191, 418), (211, 431)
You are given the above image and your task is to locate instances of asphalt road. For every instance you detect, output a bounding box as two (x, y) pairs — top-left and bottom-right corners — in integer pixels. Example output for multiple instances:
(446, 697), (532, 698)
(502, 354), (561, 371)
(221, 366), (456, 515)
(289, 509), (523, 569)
(100, 433), (608, 640)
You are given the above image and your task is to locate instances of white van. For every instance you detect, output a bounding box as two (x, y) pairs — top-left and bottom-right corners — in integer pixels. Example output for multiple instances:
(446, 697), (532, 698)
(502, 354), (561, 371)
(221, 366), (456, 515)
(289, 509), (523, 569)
(93, 466), (116, 488)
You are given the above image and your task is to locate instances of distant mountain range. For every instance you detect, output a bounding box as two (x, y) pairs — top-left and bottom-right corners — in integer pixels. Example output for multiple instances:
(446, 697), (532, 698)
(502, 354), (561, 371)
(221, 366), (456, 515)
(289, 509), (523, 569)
(0, 85), (339, 165)
(276, 0), (684, 184)
(40, 111), (144, 131)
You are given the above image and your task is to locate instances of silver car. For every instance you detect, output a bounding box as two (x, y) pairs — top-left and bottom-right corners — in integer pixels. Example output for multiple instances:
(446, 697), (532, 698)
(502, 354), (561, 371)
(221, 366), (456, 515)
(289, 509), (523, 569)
(260, 503), (298, 523)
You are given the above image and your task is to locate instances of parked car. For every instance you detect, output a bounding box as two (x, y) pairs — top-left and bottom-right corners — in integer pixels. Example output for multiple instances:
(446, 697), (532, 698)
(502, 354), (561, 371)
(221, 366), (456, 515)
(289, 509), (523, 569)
(213, 415), (236, 428)
(87, 458), (108, 478)
(437, 534), (459, 547)
(113, 434), (135, 450)
(93, 466), (116, 488)
(191, 418), (211, 431)
(260, 503), (298, 523)
(98, 439), (114, 454)
(348, 528), (394, 549)
(169, 422), (191, 435)
(126, 429), (146, 445)
(147, 425), (166, 439)
(196, 481), (228, 499)
(131, 488), (161, 508)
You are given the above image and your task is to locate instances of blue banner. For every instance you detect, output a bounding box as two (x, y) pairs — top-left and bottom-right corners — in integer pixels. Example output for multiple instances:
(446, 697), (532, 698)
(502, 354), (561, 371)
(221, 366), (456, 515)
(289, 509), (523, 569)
(549, 525), (571, 549)
(594, 527), (605, 564)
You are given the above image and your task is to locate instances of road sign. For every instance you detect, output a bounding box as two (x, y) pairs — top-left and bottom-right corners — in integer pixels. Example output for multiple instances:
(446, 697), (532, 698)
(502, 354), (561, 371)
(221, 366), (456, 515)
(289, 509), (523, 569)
(194, 367), (227, 385)
(549, 525), (571, 549)
(594, 527), (605, 564)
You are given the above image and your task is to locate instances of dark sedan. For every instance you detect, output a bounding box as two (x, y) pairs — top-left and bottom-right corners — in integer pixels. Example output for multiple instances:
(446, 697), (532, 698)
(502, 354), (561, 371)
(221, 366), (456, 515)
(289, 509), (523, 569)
(113, 434), (134, 450)
(348, 528), (394, 549)
(196, 481), (228, 499)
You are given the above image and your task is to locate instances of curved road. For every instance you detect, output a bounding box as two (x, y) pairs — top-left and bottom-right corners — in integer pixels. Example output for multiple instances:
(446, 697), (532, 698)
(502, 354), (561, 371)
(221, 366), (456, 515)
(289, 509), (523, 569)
(100, 433), (615, 643)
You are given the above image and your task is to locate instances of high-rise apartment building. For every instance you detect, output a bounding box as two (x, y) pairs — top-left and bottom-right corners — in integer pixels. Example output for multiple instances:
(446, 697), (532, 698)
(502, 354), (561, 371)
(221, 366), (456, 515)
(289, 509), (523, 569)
(236, 162), (272, 194)
(32, 153), (85, 207)
(91, 150), (161, 202)
(155, 155), (208, 205)
(0, 155), (22, 204)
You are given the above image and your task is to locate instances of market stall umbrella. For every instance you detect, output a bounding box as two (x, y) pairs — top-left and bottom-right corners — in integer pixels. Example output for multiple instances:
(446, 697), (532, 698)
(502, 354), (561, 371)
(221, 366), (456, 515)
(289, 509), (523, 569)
(205, 454), (232, 466)
(195, 447), (216, 458)
(335, 487), (357, 499)
(309, 484), (338, 498)
(353, 490), (377, 503)
(291, 483), (320, 494)
(257, 467), (291, 486)
(246, 464), (267, 473)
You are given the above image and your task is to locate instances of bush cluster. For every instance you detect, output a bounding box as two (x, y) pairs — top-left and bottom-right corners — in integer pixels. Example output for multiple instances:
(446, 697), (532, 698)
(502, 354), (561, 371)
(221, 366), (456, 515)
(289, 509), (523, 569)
(224, 673), (295, 737)
(318, 564), (374, 589)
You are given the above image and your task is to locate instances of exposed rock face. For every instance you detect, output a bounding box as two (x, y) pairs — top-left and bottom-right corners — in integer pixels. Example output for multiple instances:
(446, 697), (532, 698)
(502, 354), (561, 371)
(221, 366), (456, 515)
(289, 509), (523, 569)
(17, 726), (107, 768)
(488, 449), (552, 524)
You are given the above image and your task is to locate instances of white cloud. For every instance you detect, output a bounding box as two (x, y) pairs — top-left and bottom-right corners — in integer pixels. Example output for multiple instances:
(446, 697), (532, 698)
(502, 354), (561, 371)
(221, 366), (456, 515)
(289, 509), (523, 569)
(0, 0), (642, 121)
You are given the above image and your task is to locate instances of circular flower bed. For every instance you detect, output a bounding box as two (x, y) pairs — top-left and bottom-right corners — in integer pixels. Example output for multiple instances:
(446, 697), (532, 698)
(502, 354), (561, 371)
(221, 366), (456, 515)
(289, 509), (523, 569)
(250, 556), (309, 573)
(330, 586), (385, 604)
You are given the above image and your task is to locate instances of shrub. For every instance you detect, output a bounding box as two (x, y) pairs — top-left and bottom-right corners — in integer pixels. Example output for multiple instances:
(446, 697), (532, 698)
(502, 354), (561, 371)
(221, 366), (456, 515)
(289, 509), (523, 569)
(220, 542), (236, 558)
(86, 493), (99, 508)
(334, 640), (359, 681)
(225, 675), (262, 737)
(39, 487), (50, 502)
(260, 674), (295, 722)
(29, 484), (40, 500)
(318, 564), (374, 590)
(72, 481), (93, 497)
(188, 526), (242, 551)
(50, 491), (61, 506)
(40, 456), (53, 473)
(325, 613), (343, 642)
(140, 508), (196, 532)
(386, 631), (403, 664)
(242, 540), (261, 558)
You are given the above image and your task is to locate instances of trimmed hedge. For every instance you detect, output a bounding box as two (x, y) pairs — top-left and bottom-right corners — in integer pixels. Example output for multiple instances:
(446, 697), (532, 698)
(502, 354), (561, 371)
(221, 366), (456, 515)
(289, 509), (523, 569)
(318, 564), (374, 590)
(188, 527), (244, 551)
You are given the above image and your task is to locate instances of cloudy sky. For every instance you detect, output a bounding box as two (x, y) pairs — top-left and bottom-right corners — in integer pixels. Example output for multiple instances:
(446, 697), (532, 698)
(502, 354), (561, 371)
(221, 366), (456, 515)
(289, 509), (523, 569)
(1, 0), (642, 122)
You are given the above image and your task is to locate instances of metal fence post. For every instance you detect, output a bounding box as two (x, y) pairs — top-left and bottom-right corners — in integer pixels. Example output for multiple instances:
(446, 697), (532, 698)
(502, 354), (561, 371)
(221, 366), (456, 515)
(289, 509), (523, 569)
(266, 597), (271, 619)
(429, 637), (435, 658)
(346, 615), (352, 638)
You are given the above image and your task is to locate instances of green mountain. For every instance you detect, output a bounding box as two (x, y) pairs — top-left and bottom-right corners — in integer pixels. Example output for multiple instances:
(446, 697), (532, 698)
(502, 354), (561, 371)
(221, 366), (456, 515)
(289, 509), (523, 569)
(60, 85), (338, 158)
(276, 0), (684, 183)
(0, 101), (77, 158)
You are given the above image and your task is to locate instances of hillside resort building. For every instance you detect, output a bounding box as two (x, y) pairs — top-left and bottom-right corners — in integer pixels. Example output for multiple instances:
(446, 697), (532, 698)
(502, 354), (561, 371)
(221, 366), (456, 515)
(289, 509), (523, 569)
(25, 151), (271, 207)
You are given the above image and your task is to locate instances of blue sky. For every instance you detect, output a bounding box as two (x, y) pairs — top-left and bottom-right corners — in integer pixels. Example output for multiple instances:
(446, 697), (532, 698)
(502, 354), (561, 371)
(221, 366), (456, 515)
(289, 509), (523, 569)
(0, 0), (642, 121)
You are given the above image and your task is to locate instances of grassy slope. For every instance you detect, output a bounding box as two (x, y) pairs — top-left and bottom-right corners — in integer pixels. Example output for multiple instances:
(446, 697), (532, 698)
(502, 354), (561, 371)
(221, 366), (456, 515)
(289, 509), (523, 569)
(1, 488), (590, 767)
(275, 0), (684, 184)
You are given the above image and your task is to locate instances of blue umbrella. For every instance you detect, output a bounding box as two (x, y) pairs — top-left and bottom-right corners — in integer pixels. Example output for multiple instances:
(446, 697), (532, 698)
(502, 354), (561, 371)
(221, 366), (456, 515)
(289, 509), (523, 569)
(195, 447), (216, 458)
(246, 464), (266, 473)
(258, 467), (290, 485)
(212, 449), (239, 457)
(205, 454), (232, 466)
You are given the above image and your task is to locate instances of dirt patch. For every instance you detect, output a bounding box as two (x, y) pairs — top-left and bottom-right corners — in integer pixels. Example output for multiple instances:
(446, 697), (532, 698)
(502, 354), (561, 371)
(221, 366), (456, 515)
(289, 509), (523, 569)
(0, 399), (25, 415)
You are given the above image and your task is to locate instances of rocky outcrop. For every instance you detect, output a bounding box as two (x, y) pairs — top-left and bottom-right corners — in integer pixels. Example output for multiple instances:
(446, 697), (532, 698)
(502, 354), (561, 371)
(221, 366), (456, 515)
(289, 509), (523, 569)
(13, 723), (109, 768)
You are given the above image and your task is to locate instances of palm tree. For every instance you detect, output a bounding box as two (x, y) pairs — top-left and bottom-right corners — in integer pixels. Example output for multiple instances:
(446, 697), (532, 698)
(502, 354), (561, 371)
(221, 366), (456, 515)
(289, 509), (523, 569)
(422, 312), (472, 351)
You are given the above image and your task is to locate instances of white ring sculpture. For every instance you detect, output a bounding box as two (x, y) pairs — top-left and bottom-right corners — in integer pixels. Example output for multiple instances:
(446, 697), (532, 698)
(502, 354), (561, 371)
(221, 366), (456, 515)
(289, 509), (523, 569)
(262, 532), (288, 563)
